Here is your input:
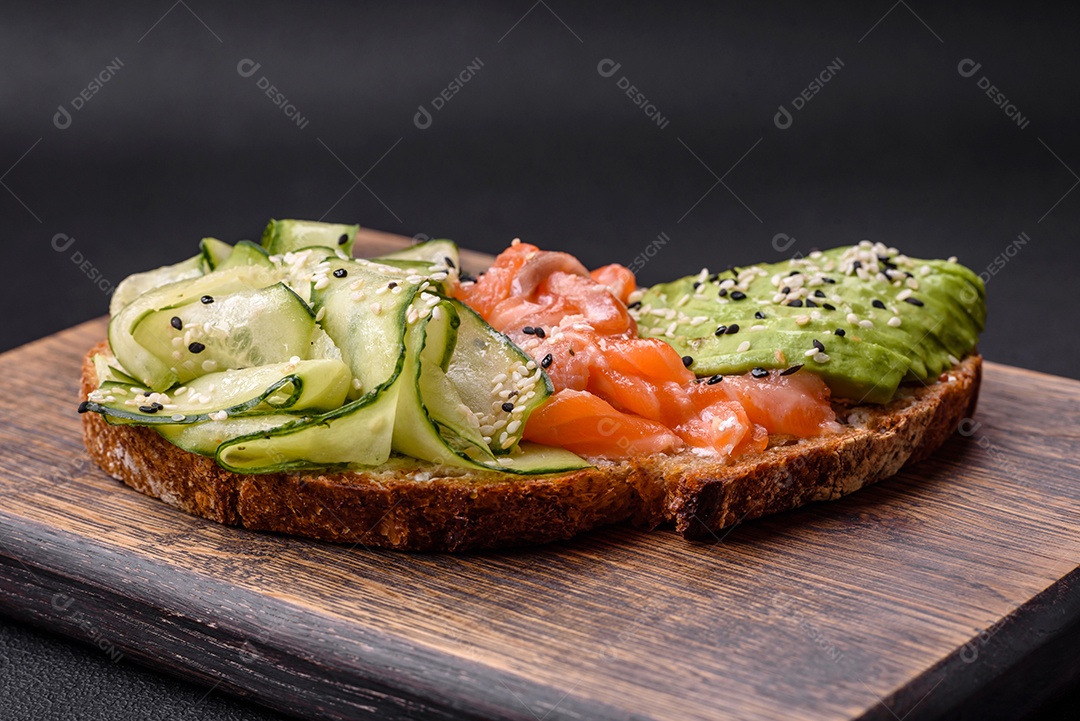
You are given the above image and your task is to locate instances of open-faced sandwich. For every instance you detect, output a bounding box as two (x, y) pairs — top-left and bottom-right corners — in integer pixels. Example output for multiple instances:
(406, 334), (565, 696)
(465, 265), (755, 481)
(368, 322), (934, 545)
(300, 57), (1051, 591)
(79, 220), (984, 550)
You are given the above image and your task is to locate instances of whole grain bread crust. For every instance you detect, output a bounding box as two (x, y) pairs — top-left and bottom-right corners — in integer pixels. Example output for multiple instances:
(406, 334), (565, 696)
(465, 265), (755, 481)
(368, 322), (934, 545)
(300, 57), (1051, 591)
(80, 342), (981, 550)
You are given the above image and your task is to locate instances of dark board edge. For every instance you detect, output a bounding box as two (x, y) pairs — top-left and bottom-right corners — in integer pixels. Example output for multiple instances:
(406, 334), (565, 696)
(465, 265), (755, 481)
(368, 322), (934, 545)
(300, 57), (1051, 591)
(0, 512), (635, 721)
(857, 564), (1080, 721)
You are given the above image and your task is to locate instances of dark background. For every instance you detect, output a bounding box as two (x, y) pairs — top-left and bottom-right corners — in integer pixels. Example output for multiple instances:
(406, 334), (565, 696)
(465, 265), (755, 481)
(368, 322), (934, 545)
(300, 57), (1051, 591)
(2, 1), (1077, 719)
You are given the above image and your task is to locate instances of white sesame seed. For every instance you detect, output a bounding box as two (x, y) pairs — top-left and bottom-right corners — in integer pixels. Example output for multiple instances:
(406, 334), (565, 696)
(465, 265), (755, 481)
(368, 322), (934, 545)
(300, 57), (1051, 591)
(948, 353), (961, 365)
(888, 316), (902, 327)
(506, 420), (522, 434)
(859, 319), (874, 328)
(314, 278), (330, 291)
(201, 360), (218, 372)
(750, 324), (766, 332)
(370, 302), (381, 315)
(948, 256), (958, 263)
(737, 341), (751, 352)
(897, 289), (913, 301)
(813, 352), (830, 363)
(171, 413), (186, 422)
(352, 378), (362, 390)
(208, 410), (228, 422)
(804, 348), (819, 358)
(847, 313), (860, 324)
(795, 315), (810, 326)
(906, 278), (920, 290)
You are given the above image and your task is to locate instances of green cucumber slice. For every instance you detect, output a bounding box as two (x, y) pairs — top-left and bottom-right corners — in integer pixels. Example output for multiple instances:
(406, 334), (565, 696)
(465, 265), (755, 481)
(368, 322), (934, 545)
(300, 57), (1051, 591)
(216, 240), (273, 270)
(157, 414), (299, 456)
(109, 264), (280, 391)
(445, 300), (553, 455)
(109, 254), (204, 317)
(262, 219), (359, 257)
(131, 282), (315, 385)
(199, 237), (233, 271)
(85, 358), (350, 425)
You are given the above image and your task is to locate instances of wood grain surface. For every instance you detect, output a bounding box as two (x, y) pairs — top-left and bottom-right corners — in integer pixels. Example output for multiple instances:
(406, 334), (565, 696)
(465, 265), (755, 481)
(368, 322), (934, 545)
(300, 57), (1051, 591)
(1, 230), (1078, 721)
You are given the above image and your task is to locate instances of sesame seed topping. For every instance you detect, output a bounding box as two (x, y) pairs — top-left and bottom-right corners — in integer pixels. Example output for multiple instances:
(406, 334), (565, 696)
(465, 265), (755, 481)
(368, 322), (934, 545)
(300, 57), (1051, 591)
(834, 328), (845, 337)
(787, 299), (803, 307)
(754, 311), (766, 319)
(541, 354), (553, 369)
(681, 355), (693, 367)
(736, 340), (751, 352)
(534, 327), (546, 339)
(170, 316), (183, 330)
(729, 290), (747, 301)
(171, 414), (186, 422)
(750, 367), (769, 378)
(138, 405), (158, 414)
(812, 339), (825, 353)
(904, 297), (924, 306)
(523, 326), (535, 335)
(813, 290), (826, 298)
(77, 401), (89, 413)
(333, 268), (348, 278)
(872, 299), (886, 310)
(888, 316), (902, 327)
(501, 402), (515, 412)
(714, 325), (727, 336)
(813, 352), (830, 363)
(948, 353), (961, 365)
(707, 374), (724, 384)
(780, 364), (803, 376)
(201, 295), (214, 304)
(726, 324), (740, 335)
(188, 342), (206, 354)
(805, 299), (818, 308)
(337, 233), (349, 245)
(858, 319), (874, 328)
(822, 303), (836, 311)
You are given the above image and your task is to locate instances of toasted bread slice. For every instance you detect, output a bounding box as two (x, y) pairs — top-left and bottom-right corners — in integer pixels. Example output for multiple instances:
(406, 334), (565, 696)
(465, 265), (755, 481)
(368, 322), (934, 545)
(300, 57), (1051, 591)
(80, 342), (981, 551)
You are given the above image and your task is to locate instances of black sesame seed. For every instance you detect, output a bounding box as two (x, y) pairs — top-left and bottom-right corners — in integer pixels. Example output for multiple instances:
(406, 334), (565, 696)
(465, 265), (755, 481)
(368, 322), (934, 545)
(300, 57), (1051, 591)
(77, 401), (89, 414)
(534, 327), (546, 339)
(781, 286), (791, 294)
(834, 328), (846, 337)
(852, 260), (862, 270)
(904, 271), (915, 278)
(788, 270), (800, 276)
(444, 256), (456, 269)
(813, 339), (825, 353)
(681, 355), (694, 367)
(459, 272), (477, 283)
(725, 324), (740, 335)
(188, 342), (206, 354)
(334, 268), (348, 278)
(151, 402), (164, 411)
(823, 277), (836, 284)
(200, 295), (214, 304)
(170, 316), (183, 330)
(568, 347), (575, 356)
(718, 288), (728, 297)
(814, 290), (826, 298)
(714, 325), (728, 336)
(780, 364), (803, 376)
(501, 402), (515, 412)
(541, 353), (553, 369)
(707, 374), (724, 385)
(337, 233), (349, 246)
(730, 290), (747, 301)
(754, 311), (766, 319)
(693, 281), (702, 289)
(138, 405), (158, 414)
(822, 303), (836, 311)
(872, 299), (886, 310)
(387, 281), (396, 288)
(750, 367), (769, 378)
(787, 299), (804, 307)
(508, 390), (519, 397)
(627, 301), (642, 310)
(523, 326), (535, 335)
(805, 299), (818, 308)
(904, 297), (924, 306)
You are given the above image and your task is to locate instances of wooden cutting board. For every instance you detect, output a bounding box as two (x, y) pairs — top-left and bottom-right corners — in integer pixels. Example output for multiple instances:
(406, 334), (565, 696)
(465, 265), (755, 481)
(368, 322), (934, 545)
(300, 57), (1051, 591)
(1, 230), (1078, 721)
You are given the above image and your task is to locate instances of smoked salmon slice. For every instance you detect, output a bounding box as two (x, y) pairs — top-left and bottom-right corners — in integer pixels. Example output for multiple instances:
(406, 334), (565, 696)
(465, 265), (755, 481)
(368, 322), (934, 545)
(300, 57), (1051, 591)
(457, 240), (838, 460)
